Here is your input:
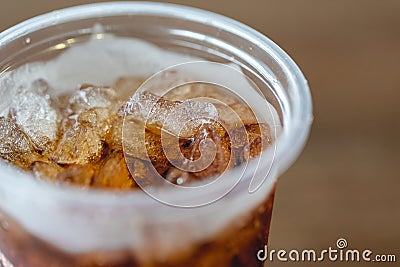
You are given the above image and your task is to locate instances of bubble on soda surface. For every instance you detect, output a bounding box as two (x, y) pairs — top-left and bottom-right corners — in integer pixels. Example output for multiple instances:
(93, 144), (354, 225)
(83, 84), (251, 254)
(0, 117), (40, 168)
(8, 79), (59, 152)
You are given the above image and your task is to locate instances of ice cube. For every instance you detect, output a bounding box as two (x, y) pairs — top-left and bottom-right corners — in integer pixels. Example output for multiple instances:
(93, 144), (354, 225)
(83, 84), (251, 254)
(214, 102), (258, 129)
(183, 122), (232, 179)
(163, 83), (238, 106)
(122, 92), (180, 125)
(122, 116), (171, 175)
(111, 76), (145, 102)
(77, 107), (114, 137)
(122, 92), (219, 138)
(163, 99), (220, 138)
(32, 160), (101, 188)
(0, 117), (40, 168)
(142, 70), (191, 97)
(8, 79), (59, 152)
(124, 155), (160, 188)
(52, 123), (103, 165)
(229, 102), (258, 125)
(144, 129), (172, 175)
(180, 122), (271, 180)
(105, 113), (124, 151)
(125, 121), (231, 181)
(67, 84), (118, 114)
(120, 92), (272, 187)
(92, 152), (136, 189)
(31, 161), (63, 181)
(56, 165), (95, 187)
(122, 92), (235, 179)
(52, 107), (113, 165)
(246, 123), (272, 158)
(163, 83), (259, 128)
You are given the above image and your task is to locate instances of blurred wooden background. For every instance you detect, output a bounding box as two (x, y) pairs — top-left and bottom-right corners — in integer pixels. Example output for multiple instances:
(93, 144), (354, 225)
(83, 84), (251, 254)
(1, 0), (399, 266)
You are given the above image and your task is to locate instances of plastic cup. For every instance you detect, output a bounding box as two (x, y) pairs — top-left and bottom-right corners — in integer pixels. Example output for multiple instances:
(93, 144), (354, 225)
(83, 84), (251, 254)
(0, 2), (312, 266)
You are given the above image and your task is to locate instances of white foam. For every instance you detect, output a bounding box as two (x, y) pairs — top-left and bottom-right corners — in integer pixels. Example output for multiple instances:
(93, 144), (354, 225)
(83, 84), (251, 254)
(39, 36), (200, 93)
